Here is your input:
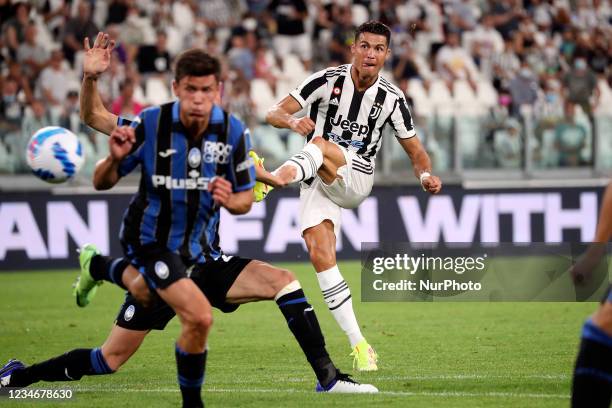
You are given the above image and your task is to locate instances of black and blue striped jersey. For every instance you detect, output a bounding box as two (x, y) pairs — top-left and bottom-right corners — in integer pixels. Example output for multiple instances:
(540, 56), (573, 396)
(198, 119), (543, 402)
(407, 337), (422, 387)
(116, 101), (255, 262)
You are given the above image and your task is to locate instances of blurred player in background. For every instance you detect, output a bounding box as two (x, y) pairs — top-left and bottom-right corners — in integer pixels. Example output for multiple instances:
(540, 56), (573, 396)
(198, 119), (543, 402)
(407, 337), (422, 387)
(265, 21), (442, 371)
(570, 181), (612, 407)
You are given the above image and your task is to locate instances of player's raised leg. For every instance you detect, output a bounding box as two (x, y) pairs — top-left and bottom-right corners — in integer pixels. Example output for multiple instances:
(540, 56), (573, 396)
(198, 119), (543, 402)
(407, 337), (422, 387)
(303, 220), (377, 371)
(74, 244), (131, 307)
(222, 259), (377, 392)
(273, 136), (346, 186)
(1, 325), (145, 388)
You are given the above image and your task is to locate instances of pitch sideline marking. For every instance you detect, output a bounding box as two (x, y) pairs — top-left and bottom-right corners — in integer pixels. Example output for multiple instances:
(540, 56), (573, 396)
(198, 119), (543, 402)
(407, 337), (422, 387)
(69, 387), (569, 399)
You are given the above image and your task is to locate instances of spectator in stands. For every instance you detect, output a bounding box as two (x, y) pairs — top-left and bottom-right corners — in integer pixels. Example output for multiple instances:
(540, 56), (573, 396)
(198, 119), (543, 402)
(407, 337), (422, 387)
(555, 102), (588, 167)
(494, 117), (522, 168)
(37, 49), (72, 119)
(106, 0), (130, 26)
(562, 57), (600, 118)
(534, 79), (564, 144)
(435, 30), (478, 92)
(16, 23), (48, 80)
(267, 0), (311, 70)
(136, 30), (171, 75)
(509, 60), (539, 117)
(59, 90), (88, 135)
(0, 77), (22, 137)
(328, 5), (355, 66)
(62, 1), (99, 66)
(5, 60), (33, 104)
(491, 36), (520, 92)
(254, 44), (278, 94)
(587, 29), (610, 76)
(448, 0), (479, 33)
(227, 30), (255, 80)
(392, 39), (431, 90)
(469, 15), (505, 78)
(2, 1), (30, 59)
(225, 72), (256, 129)
(19, 99), (52, 169)
(111, 78), (144, 119)
(490, 0), (525, 40)
(198, 0), (244, 48)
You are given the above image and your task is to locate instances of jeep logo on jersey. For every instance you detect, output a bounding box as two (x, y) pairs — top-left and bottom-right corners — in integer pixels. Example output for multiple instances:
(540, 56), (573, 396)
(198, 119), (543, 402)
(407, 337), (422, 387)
(330, 115), (369, 136)
(203, 141), (232, 164)
(188, 147), (201, 168)
(152, 175), (210, 190)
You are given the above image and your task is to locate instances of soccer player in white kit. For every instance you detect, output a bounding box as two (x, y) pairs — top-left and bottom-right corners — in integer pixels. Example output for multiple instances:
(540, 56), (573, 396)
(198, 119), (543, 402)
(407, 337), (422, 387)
(265, 21), (442, 371)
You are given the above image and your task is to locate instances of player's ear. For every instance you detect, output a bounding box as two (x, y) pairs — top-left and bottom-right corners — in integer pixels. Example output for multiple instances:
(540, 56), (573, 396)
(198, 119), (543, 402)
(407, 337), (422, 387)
(171, 79), (179, 96)
(385, 47), (391, 60)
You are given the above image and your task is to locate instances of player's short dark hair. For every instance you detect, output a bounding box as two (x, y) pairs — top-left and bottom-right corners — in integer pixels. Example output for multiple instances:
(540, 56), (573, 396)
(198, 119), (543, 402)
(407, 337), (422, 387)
(354, 21), (391, 47)
(174, 49), (221, 82)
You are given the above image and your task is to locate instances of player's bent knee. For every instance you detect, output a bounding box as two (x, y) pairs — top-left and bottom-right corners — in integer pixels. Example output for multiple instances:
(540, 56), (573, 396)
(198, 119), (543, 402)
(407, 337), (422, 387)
(270, 268), (296, 294)
(309, 136), (326, 150)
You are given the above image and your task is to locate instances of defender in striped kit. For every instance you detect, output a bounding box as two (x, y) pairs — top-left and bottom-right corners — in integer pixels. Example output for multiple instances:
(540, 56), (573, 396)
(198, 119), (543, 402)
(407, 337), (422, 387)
(266, 21), (443, 371)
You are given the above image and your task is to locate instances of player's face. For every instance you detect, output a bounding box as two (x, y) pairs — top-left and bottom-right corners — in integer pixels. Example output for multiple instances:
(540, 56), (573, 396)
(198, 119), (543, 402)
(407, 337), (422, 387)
(351, 32), (389, 77)
(173, 75), (219, 123)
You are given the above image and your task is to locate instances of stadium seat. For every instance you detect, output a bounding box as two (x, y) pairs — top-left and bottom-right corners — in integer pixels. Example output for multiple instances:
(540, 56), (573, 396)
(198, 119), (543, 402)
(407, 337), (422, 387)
(476, 80), (498, 111)
(428, 79), (454, 116)
(351, 4), (370, 26)
(279, 54), (309, 85)
(250, 125), (288, 166)
(406, 79), (433, 117)
(250, 79), (277, 122)
(453, 80), (481, 115)
(77, 133), (97, 178)
(145, 77), (172, 106)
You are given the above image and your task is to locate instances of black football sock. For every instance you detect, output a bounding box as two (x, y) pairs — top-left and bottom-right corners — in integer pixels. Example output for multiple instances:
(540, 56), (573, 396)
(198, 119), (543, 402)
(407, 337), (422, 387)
(90, 256), (129, 290)
(9, 348), (114, 387)
(571, 319), (612, 408)
(276, 288), (338, 388)
(175, 344), (206, 408)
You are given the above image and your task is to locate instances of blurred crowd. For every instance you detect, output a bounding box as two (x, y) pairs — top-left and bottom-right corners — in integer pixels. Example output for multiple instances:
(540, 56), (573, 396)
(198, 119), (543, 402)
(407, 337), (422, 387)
(0, 0), (611, 176)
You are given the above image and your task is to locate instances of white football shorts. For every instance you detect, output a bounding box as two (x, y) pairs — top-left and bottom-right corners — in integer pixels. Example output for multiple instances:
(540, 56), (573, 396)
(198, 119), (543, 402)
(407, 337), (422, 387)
(299, 145), (374, 237)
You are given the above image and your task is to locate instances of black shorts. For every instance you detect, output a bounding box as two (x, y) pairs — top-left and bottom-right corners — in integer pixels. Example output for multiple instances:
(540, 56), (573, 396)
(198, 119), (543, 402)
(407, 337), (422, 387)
(122, 243), (188, 290)
(115, 255), (252, 331)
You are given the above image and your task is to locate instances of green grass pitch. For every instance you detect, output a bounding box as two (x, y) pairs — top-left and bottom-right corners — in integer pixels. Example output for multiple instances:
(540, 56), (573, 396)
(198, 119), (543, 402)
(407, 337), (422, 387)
(0, 261), (597, 407)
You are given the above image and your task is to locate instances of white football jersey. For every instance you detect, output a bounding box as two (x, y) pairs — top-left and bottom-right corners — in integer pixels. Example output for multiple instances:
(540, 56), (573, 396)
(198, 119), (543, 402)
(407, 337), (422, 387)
(289, 64), (416, 162)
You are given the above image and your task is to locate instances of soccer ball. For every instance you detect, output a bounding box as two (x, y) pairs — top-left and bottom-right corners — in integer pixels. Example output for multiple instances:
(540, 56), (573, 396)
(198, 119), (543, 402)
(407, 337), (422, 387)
(26, 126), (84, 183)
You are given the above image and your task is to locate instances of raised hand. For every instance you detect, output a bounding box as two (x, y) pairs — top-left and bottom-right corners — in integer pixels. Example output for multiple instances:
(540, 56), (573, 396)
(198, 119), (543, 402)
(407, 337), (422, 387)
(83, 32), (116, 79)
(109, 126), (135, 161)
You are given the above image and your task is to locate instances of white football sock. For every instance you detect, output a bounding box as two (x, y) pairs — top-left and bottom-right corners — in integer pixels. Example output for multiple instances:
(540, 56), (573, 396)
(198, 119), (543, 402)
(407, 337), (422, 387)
(274, 142), (323, 183)
(316, 265), (364, 348)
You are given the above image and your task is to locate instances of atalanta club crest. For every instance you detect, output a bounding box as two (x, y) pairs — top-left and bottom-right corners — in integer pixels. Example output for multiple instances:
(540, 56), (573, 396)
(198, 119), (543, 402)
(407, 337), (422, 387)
(188, 147), (201, 168)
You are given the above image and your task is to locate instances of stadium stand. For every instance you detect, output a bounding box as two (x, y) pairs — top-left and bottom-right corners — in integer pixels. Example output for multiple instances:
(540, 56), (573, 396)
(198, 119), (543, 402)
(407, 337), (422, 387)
(0, 0), (611, 185)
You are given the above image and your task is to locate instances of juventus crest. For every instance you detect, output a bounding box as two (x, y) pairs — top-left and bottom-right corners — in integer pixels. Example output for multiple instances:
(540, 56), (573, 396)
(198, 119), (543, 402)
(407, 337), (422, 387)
(369, 103), (383, 120)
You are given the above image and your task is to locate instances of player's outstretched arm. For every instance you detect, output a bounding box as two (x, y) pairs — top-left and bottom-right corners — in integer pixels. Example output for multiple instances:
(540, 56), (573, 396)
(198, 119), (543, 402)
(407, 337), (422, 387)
(93, 127), (135, 190)
(80, 32), (118, 135)
(266, 95), (315, 137)
(397, 136), (442, 194)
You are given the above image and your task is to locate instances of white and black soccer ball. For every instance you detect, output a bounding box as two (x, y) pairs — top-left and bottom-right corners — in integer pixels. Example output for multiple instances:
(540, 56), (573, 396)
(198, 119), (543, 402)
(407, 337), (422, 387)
(26, 126), (85, 184)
